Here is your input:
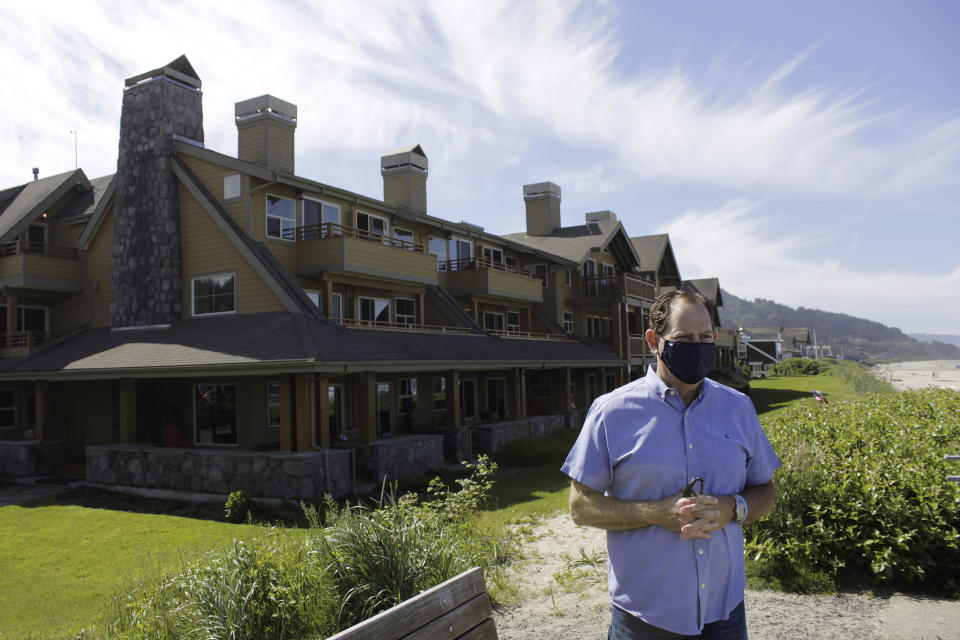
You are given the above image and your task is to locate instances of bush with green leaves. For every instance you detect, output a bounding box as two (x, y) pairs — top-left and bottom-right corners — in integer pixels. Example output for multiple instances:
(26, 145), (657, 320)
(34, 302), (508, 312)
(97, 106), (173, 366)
(747, 389), (960, 595)
(770, 358), (825, 376)
(86, 456), (509, 639)
(707, 366), (751, 394)
(492, 428), (579, 467)
(828, 359), (896, 394)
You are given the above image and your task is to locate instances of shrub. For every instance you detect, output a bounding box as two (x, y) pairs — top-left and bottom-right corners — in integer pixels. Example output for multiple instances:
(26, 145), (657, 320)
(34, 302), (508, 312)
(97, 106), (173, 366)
(493, 429), (579, 467)
(747, 389), (960, 595)
(828, 359), (896, 394)
(770, 359), (825, 376)
(707, 366), (751, 394)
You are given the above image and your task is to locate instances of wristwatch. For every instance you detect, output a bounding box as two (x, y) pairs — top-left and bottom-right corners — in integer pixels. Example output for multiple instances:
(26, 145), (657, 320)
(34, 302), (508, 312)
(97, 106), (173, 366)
(733, 494), (748, 524)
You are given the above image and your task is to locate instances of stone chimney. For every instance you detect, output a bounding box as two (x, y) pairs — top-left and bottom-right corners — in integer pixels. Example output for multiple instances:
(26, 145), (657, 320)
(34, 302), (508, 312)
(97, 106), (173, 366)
(235, 95), (297, 173)
(523, 181), (561, 236)
(111, 55), (203, 329)
(381, 145), (428, 213)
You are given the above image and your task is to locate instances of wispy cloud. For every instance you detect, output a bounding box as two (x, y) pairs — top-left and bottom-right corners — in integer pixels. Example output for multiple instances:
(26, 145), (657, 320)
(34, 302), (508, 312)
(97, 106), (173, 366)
(661, 199), (960, 334)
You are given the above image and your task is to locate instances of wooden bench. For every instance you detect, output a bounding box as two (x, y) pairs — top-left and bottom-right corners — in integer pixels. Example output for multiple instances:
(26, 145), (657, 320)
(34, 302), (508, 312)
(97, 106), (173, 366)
(327, 567), (498, 640)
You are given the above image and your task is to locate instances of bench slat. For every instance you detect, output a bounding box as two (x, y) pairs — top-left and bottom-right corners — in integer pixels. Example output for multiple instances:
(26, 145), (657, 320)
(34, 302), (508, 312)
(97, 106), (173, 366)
(402, 593), (493, 640)
(457, 618), (498, 640)
(327, 567), (486, 640)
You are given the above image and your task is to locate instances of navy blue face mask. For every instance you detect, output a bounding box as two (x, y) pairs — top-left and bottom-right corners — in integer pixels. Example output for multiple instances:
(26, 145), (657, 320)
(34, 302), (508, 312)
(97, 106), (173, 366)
(658, 340), (716, 385)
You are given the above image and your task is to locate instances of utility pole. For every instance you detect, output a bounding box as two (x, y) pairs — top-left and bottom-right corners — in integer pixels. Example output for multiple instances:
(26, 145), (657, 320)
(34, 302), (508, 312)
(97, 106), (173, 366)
(69, 130), (78, 168)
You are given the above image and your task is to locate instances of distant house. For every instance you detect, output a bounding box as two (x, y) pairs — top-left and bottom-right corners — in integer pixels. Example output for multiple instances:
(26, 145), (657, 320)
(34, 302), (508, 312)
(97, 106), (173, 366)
(739, 327), (783, 375)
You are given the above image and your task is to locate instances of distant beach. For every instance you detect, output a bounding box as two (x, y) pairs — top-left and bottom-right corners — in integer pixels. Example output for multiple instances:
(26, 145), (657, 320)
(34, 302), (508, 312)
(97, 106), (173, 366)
(871, 359), (960, 391)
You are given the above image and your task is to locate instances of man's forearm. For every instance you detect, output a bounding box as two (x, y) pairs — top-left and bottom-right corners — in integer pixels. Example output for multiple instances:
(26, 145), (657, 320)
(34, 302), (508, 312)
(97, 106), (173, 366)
(569, 484), (664, 531)
(741, 480), (777, 524)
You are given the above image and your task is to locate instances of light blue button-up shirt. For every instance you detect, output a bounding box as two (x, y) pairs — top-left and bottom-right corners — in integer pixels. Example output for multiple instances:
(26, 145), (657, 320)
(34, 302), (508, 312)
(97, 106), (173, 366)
(562, 365), (780, 635)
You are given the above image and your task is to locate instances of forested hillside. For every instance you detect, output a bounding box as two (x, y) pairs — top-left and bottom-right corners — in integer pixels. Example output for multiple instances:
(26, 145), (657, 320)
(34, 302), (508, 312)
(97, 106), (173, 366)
(718, 290), (960, 361)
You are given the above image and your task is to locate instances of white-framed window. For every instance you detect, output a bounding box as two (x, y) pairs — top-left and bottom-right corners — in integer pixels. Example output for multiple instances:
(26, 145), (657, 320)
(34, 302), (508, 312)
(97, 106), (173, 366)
(432, 376), (446, 411)
(305, 290), (321, 309)
(194, 383), (238, 445)
(395, 297), (416, 325)
(223, 174), (242, 200)
(483, 311), (504, 332)
(15, 305), (48, 334)
(394, 227), (414, 247)
(356, 211), (389, 239)
(530, 264), (547, 287)
(303, 197), (340, 238)
(266, 194), (296, 240)
(330, 293), (343, 319)
(428, 236), (447, 270)
(603, 317), (613, 337)
(22, 223), (46, 247)
(359, 297), (390, 324)
(266, 381), (280, 429)
(562, 311), (574, 333)
(505, 256), (519, 270)
(482, 245), (504, 265)
(0, 389), (16, 429)
(448, 237), (473, 269)
(192, 272), (236, 316)
(528, 372), (552, 398)
(397, 378), (417, 415)
(586, 315), (601, 338)
(565, 270), (572, 287)
(506, 311), (521, 333)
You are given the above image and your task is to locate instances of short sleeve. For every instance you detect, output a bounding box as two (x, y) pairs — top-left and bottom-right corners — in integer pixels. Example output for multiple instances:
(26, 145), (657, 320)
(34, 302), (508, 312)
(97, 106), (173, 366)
(561, 400), (613, 492)
(743, 403), (781, 487)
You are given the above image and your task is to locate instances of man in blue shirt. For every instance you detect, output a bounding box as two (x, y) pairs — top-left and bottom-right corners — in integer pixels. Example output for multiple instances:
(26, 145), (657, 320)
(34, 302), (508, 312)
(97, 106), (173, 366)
(562, 290), (780, 639)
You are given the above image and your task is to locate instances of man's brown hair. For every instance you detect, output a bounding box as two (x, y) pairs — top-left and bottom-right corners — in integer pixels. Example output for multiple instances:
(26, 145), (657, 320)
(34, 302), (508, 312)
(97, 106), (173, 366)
(649, 290), (710, 336)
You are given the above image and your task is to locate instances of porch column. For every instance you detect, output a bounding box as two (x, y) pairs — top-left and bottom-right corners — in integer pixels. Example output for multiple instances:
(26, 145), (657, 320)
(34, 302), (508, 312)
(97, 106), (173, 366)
(323, 279), (334, 318)
(33, 380), (48, 440)
(357, 371), (377, 443)
(294, 373), (312, 451)
(525, 306), (532, 333)
(418, 293), (425, 327)
(471, 296), (479, 323)
(513, 368), (526, 419)
(316, 375), (330, 449)
(445, 369), (461, 428)
(279, 374), (295, 451)
(118, 378), (137, 444)
(562, 368), (573, 411)
(5, 294), (16, 347)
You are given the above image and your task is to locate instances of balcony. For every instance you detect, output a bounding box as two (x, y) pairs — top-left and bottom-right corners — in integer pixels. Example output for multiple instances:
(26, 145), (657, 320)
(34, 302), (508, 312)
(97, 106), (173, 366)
(0, 241), (83, 292)
(293, 223), (439, 286)
(0, 330), (51, 358)
(440, 257), (543, 302)
(623, 274), (656, 302)
(337, 318), (475, 335)
(629, 335), (652, 359)
(487, 329), (568, 341)
(716, 328), (737, 348)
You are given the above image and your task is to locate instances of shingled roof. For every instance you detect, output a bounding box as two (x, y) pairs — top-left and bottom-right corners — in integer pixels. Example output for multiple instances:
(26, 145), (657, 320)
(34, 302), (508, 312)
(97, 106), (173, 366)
(0, 169), (92, 241)
(0, 312), (620, 379)
(503, 221), (640, 271)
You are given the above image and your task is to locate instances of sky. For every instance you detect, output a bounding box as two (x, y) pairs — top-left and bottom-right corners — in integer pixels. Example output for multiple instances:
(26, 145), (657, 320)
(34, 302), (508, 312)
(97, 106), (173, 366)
(1, 1), (958, 334)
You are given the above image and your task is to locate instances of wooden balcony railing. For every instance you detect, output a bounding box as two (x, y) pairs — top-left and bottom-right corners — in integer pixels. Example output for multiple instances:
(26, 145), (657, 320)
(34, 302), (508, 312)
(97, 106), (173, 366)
(0, 331), (50, 348)
(716, 328), (737, 347)
(623, 274), (656, 300)
(338, 317), (474, 335)
(630, 335), (652, 357)
(439, 257), (532, 276)
(0, 241), (78, 259)
(289, 223), (425, 253)
(582, 275), (621, 297)
(488, 329), (568, 341)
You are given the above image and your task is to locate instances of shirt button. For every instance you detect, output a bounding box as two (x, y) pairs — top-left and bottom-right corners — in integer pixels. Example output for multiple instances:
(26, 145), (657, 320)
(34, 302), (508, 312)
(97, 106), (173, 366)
(699, 549), (704, 555)
(688, 443), (693, 449)
(701, 583), (706, 589)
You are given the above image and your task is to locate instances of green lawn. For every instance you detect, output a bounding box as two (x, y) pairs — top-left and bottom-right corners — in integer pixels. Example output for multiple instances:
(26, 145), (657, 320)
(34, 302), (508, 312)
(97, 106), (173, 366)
(748, 369), (858, 414)
(0, 501), (268, 640)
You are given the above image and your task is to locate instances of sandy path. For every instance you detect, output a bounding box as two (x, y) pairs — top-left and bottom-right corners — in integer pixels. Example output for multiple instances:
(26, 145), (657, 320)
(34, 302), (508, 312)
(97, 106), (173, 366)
(493, 512), (960, 640)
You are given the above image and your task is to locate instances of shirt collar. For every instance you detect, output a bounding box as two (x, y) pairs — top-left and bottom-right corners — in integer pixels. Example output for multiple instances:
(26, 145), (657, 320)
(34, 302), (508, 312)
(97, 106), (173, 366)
(645, 363), (710, 403)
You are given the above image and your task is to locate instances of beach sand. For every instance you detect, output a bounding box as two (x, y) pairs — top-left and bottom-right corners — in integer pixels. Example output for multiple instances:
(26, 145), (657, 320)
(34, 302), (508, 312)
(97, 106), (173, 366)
(871, 359), (960, 391)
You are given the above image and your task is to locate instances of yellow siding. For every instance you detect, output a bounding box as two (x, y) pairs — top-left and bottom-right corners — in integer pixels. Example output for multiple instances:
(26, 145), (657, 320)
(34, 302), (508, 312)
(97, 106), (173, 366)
(0, 257), (19, 279)
(238, 124), (267, 167)
(297, 235), (437, 284)
(180, 186), (284, 315)
(48, 222), (83, 248)
(84, 207), (114, 327)
(488, 268), (542, 301)
(181, 155), (248, 231)
(22, 254), (79, 280)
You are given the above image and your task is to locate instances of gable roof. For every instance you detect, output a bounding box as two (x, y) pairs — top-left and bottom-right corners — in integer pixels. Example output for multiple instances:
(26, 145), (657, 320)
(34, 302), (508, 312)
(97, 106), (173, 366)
(503, 221), (641, 271)
(171, 155), (333, 323)
(630, 233), (683, 284)
(53, 174), (115, 222)
(685, 278), (723, 307)
(0, 169), (92, 242)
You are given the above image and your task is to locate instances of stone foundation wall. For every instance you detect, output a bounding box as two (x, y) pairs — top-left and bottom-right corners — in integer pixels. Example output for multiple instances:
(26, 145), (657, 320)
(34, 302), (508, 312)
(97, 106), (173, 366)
(365, 435), (444, 482)
(0, 440), (66, 477)
(86, 445), (352, 499)
(470, 411), (586, 455)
